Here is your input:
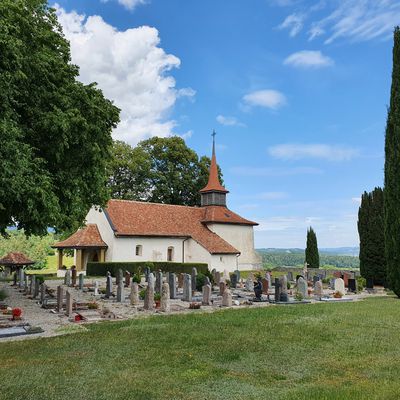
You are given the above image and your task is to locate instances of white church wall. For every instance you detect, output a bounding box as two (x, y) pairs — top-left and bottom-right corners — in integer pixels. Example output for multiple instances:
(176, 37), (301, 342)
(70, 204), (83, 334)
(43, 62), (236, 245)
(207, 223), (262, 270)
(184, 238), (211, 265)
(85, 207), (116, 261)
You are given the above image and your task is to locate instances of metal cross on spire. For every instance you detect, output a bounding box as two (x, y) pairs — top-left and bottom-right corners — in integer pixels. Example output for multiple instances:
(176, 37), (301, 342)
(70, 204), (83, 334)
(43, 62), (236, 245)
(212, 130), (216, 154)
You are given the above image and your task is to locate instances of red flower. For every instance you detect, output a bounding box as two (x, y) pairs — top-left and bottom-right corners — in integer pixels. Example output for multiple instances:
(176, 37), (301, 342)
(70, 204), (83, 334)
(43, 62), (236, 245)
(12, 308), (22, 317)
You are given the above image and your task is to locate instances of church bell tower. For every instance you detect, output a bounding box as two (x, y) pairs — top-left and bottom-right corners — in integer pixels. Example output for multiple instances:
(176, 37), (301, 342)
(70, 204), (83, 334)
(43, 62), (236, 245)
(200, 131), (229, 207)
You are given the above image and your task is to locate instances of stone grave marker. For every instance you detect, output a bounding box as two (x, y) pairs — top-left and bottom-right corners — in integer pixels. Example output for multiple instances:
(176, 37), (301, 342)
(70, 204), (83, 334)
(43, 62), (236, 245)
(71, 267), (77, 287)
(144, 266), (150, 282)
(334, 278), (345, 296)
(155, 270), (163, 294)
(144, 284), (154, 311)
(19, 268), (24, 289)
(219, 281), (226, 296)
(57, 285), (64, 312)
(314, 280), (323, 299)
(33, 276), (40, 299)
(230, 273), (238, 288)
(148, 272), (155, 290)
(40, 283), (46, 304)
(366, 277), (374, 289)
(161, 282), (170, 312)
(287, 271), (293, 282)
(168, 273), (176, 299)
(106, 271), (113, 298)
(66, 291), (73, 316)
(78, 273), (84, 290)
(130, 282), (139, 306)
(222, 288), (232, 307)
(297, 277), (308, 299)
(182, 274), (192, 302)
(191, 267), (197, 292)
(348, 278), (357, 293)
(215, 272), (221, 286)
(261, 278), (269, 294)
(65, 270), (71, 287)
(178, 273), (184, 288)
(279, 275), (289, 302)
(94, 280), (99, 296)
(117, 280), (124, 303)
(202, 284), (211, 305)
(274, 278), (281, 302)
(245, 276), (253, 291)
(125, 271), (131, 288)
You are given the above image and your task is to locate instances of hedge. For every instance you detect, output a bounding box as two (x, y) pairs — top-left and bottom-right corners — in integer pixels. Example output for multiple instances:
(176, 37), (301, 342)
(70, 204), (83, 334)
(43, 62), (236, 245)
(86, 261), (209, 277)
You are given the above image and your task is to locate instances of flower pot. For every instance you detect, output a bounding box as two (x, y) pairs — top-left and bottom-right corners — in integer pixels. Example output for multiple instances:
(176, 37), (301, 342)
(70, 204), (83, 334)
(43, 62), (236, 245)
(155, 300), (161, 308)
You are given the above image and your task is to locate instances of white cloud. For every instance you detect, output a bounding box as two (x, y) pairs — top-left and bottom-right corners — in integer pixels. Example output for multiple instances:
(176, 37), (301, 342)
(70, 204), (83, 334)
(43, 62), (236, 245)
(278, 13), (306, 37)
(216, 115), (245, 127)
(55, 5), (189, 145)
(309, 0), (400, 43)
(100, 0), (147, 11)
(177, 87), (196, 99)
(283, 50), (334, 68)
(268, 144), (359, 161)
(242, 90), (287, 110)
(180, 130), (193, 140)
(230, 166), (323, 176)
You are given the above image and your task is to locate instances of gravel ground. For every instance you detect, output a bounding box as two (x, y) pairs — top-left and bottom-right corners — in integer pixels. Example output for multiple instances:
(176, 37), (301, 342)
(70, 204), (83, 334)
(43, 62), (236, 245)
(0, 278), (385, 343)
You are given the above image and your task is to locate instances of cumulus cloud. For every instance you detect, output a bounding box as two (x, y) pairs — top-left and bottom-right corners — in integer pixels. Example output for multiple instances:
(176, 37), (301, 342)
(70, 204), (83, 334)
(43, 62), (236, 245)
(257, 192), (288, 200)
(283, 50), (334, 68)
(100, 0), (148, 11)
(230, 166), (323, 176)
(278, 13), (305, 37)
(55, 5), (191, 144)
(268, 143), (359, 161)
(242, 90), (287, 110)
(216, 115), (245, 127)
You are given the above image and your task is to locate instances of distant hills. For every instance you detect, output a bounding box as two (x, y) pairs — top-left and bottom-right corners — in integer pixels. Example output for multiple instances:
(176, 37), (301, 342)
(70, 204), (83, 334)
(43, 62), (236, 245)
(257, 247), (359, 257)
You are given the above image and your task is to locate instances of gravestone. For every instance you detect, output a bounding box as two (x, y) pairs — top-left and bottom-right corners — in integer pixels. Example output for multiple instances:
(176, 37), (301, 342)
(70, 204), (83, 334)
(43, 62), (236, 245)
(94, 280), (99, 296)
(219, 281), (226, 296)
(33, 277), (40, 299)
(313, 275), (319, 285)
(215, 272), (221, 286)
(261, 278), (269, 294)
(211, 269), (216, 283)
(144, 267), (150, 282)
(71, 267), (77, 287)
(343, 273), (350, 288)
(125, 271), (131, 288)
(66, 291), (73, 316)
(202, 284), (211, 305)
(329, 278), (335, 289)
(155, 270), (163, 294)
(19, 268), (24, 289)
(57, 285), (64, 312)
(130, 282), (139, 306)
(78, 273), (84, 290)
(366, 277), (374, 289)
(204, 276), (211, 286)
(117, 269), (124, 287)
(24, 275), (29, 294)
(106, 271), (113, 298)
(279, 275), (289, 302)
(191, 267), (197, 292)
(13, 271), (17, 286)
(245, 276), (253, 291)
(144, 284), (154, 311)
(178, 273), (184, 288)
(230, 273), (238, 288)
(222, 288), (232, 307)
(168, 273), (176, 299)
(223, 269), (230, 282)
(148, 273), (155, 290)
(334, 278), (345, 296)
(348, 278), (357, 293)
(65, 270), (71, 287)
(182, 274), (192, 302)
(30, 275), (36, 295)
(254, 279), (263, 301)
(266, 271), (271, 288)
(287, 271), (293, 282)
(40, 283), (46, 304)
(314, 280), (323, 299)
(161, 282), (170, 312)
(234, 269), (241, 281)
(297, 277), (308, 299)
(117, 280), (124, 303)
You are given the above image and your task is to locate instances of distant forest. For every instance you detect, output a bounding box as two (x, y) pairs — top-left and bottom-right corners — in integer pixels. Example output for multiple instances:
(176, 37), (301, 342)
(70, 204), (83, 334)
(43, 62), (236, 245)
(257, 249), (360, 269)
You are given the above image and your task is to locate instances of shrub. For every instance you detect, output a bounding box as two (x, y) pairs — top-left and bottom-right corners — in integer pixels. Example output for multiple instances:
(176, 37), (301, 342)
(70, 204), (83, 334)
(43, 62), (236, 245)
(139, 289), (146, 300)
(294, 292), (303, 301)
(87, 261), (209, 277)
(154, 293), (161, 301)
(132, 273), (141, 284)
(0, 289), (8, 301)
(322, 277), (330, 284)
(287, 281), (291, 290)
(357, 276), (366, 292)
(196, 273), (207, 291)
(88, 301), (98, 309)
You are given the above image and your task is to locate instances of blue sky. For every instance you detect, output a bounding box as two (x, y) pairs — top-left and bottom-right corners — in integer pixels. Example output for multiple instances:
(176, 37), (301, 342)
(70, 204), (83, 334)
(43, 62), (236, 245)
(54, 0), (399, 248)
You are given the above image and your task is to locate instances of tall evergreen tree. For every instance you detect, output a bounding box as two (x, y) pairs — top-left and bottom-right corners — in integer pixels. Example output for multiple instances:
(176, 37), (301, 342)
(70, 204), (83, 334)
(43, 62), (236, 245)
(305, 227), (320, 268)
(384, 27), (400, 296)
(358, 188), (386, 285)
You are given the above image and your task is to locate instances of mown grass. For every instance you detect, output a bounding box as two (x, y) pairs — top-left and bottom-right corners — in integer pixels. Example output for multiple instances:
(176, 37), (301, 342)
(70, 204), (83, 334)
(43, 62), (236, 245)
(25, 255), (74, 275)
(1, 297), (400, 400)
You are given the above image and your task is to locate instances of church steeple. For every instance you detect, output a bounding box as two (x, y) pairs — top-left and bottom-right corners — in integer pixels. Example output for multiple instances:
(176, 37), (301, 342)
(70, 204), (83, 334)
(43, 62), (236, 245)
(200, 131), (228, 207)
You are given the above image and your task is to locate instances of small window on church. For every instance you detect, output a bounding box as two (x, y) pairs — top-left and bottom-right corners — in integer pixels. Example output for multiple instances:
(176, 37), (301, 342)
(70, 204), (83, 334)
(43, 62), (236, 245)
(135, 245), (142, 256)
(167, 246), (174, 262)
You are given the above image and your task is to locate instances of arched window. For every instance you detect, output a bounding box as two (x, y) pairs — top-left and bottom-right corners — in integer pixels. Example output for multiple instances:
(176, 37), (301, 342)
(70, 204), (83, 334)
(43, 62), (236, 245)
(167, 246), (174, 262)
(135, 245), (143, 256)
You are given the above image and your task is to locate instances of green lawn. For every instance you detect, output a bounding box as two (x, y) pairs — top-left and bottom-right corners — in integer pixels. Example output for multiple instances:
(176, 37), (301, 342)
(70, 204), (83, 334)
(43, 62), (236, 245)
(1, 297), (400, 399)
(25, 255), (75, 275)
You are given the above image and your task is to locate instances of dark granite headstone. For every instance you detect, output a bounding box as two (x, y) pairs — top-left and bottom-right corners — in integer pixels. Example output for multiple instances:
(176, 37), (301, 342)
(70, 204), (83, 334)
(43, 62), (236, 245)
(261, 278), (269, 294)
(230, 273), (238, 288)
(254, 279), (262, 301)
(366, 277), (374, 289)
(144, 267), (150, 282)
(274, 278), (281, 303)
(348, 278), (357, 293)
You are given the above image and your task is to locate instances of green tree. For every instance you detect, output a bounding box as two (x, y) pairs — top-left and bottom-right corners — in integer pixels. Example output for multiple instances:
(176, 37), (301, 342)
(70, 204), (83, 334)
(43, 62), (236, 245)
(0, 0), (120, 235)
(107, 137), (223, 206)
(384, 27), (400, 296)
(305, 227), (320, 268)
(358, 188), (386, 285)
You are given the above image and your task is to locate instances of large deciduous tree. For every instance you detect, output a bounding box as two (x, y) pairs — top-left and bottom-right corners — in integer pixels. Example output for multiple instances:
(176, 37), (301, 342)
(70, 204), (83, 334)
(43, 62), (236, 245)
(358, 188), (386, 285)
(107, 137), (223, 206)
(0, 0), (120, 235)
(305, 227), (320, 268)
(384, 27), (400, 296)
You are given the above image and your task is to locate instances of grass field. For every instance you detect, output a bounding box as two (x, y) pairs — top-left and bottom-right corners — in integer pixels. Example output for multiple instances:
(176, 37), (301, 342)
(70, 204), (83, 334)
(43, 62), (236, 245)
(1, 297), (400, 400)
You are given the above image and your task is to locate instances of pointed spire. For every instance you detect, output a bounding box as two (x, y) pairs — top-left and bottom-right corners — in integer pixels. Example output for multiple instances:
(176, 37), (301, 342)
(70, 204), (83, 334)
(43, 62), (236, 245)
(200, 131), (228, 194)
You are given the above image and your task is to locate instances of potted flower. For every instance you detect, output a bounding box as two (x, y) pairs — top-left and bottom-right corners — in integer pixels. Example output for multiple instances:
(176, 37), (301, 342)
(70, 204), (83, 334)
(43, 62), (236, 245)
(154, 293), (161, 308)
(333, 291), (343, 298)
(12, 307), (22, 320)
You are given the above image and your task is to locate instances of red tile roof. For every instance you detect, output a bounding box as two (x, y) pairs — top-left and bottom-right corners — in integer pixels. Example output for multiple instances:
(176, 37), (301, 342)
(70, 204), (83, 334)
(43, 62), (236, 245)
(53, 224), (107, 249)
(0, 252), (35, 266)
(199, 144), (228, 193)
(104, 200), (246, 254)
(202, 206), (258, 226)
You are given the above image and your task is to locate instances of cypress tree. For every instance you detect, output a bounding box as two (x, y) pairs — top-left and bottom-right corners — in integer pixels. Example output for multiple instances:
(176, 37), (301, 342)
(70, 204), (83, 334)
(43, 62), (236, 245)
(384, 27), (400, 296)
(358, 188), (386, 285)
(305, 227), (320, 268)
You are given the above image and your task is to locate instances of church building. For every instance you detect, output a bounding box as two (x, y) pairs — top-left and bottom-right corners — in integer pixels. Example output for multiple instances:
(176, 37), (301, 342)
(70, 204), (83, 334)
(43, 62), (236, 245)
(53, 137), (261, 273)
